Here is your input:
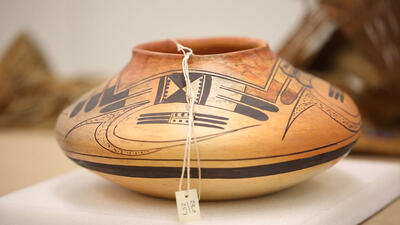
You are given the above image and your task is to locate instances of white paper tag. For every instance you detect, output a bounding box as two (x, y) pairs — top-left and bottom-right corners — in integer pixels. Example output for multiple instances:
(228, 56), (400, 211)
(175, 189), (201, 222)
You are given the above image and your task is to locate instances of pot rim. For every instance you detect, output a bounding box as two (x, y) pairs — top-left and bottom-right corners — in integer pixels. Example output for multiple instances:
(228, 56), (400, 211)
(133, 36), (269, 58)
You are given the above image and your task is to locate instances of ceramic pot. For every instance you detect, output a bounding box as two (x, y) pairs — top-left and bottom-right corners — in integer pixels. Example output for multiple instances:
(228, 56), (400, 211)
(56, 37), (361, 200)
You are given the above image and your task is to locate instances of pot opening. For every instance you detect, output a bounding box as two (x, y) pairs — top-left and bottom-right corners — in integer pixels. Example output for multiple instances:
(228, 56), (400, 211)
(135, 37), (266, 55)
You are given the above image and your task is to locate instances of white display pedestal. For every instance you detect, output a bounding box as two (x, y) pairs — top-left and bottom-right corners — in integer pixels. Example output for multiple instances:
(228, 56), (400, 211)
(1, 155), (399, 225)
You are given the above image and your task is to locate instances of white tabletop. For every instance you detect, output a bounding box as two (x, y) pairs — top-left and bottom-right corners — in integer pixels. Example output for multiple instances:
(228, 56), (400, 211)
(0, 155), (399, 225)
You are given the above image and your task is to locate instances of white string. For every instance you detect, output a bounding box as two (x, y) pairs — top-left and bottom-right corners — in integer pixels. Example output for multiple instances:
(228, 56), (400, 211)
(170, 39), (201, 199)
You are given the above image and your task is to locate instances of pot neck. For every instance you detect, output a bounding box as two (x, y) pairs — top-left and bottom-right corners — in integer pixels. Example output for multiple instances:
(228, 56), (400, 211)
(133, 37), (270, 57)
(121, 37), (277, 87)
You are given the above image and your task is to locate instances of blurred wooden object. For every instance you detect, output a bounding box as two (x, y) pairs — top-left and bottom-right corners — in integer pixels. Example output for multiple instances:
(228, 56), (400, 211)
(278, 7), (336, 69)
(279, 0), (400, 155)
(0, 34), (102, 128)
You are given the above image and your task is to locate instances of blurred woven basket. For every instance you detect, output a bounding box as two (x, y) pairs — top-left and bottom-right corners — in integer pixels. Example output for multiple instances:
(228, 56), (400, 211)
(0, 33), (102, 128)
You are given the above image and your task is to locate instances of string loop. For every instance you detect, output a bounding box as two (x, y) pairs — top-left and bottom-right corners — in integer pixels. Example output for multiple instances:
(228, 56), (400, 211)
(170, 39), (201, 200)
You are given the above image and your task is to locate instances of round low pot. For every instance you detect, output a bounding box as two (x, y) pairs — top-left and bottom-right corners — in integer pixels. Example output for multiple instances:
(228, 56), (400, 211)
(56, 37), (361, 200)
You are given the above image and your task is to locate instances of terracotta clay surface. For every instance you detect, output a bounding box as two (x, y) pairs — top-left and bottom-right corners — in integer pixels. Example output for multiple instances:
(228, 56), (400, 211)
(56, 37), (361, 200)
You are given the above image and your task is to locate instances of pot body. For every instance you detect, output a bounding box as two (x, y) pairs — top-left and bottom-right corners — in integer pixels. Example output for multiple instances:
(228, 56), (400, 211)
(56, 37), (361, 200)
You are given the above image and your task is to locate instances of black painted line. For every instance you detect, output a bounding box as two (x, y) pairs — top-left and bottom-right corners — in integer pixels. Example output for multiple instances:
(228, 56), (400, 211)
(123, 88), (152, 100)
(312, 89), (360, 118)
(199, 75), (212, 105)
(99, 85), (129, 106)
(122, 69), (278, 98)
(154, 76), (165, 105)
(92, 100), (150, 116)
(282, 89), (306, 140)
(64, 134), (358, 162)
(111, 124), (259, 144)
(84, 93), (102, 112)
(122, 68), (284, 95)
(115, 72), (123, 91)
(217, 94), (269, 121)
(138, 112), (228, 122)
(137, 120), (169, 124)
(104, 100), (150, 115)
(195, 113), (228, 121)
(220, 85), (275, 106)
(194, 117), (227, 125)
(329, 87), (334, 97)
(264, 58), (280, 89)
(69, 100), (86, 118)
(234, 104), (268, 121)
(103, 88), (151, 106)
(64, 135), (356, 162)
(138, 116), (171, 121)
(275, 74), (290, 103)
(219, 85), (245, 94)
(193, 122), (224, 129)
(100, 100), (126, 113)
(216, 94), (240, 104)
(240, 95), (279, 112)
(68, 141), (354, 179)
(140, 112), (172, 117)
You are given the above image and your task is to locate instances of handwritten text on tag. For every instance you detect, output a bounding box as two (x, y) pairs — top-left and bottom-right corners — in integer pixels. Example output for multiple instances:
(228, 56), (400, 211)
(175, 189), (200, 222)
